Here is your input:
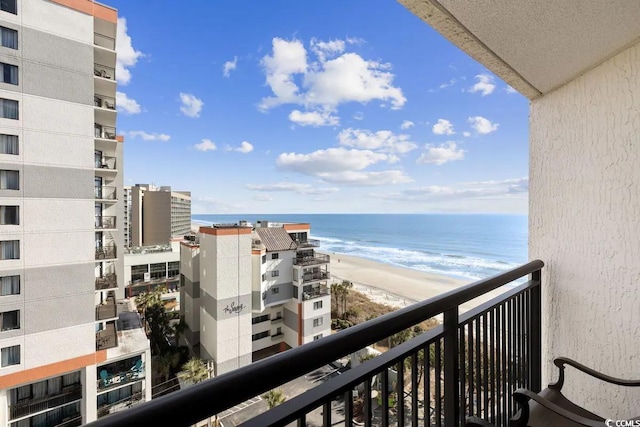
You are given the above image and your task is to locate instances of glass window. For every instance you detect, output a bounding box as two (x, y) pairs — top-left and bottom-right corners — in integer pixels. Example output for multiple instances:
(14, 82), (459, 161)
(271, 270), (279, 278)
(251, 331), (269, 341)
(271, 286), (279, 294)
(0, 170), (18, 189)
(168, 261), (179, 277)
(0, 275), (18, 295)
(149, 263), (166, 280)
(251, 315), (269, 324)
(261, 273), (266, 281)
(0, 98), (18, 119)
(0, 27), (17, 49)
(271, 253), (279, 260)
(1, 345), (19, 366)
(0, 134), (17, 154)
(0, 205), (18, 224)
(313, 334), (322, 341)
(1, 309), (19, 330)
(313, 301), (322, 310)
(313, 317), (323, 327)
(0, 63), (17, 84)
(0, 240), (19, 259)
(0, 0), (16, 14)
(261, 254), (266, 264)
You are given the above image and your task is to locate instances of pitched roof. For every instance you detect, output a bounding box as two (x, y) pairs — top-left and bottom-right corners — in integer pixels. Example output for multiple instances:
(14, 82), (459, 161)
(255, 227), (297, 252)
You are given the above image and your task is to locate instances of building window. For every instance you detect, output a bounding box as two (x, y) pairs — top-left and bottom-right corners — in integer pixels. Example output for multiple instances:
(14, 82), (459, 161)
(313, 301), (323, 310)
(251, 314), (269, 324)
(251, 331), (269, 341)
(271, 253), (279, 260)
(0, 27), (17, 50)
(261, 273), (266, 281)
(0, 170), (18, 189)
(261, 254), (266, 264)
(0, 63), (17, 85)
(0, 134), (17, 154)
(313, 317), (323, 327)
(0, 98), (18, 119)
(271, 287), (279, 294)
(1, 345), (19, 366)
(271, 270), (279, 278)
(0, 0), (16, 14)
(313, 334), (323, 341)
(0, 240), (19, 259)
(0, 206), (18, 224)
(0, 275), (18, 295)
(1, 310), (19, 330)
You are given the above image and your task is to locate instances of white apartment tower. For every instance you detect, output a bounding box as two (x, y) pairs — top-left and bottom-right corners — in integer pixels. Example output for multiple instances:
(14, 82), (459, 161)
(0, 1), (151, 425)
(180, 222), (331, 376)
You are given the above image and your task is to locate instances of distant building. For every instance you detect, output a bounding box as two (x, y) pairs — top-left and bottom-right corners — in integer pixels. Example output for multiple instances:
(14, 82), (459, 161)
(180, 221), (331, 376)
(125, 184), (191, 247)
(124, 243), (181, 298)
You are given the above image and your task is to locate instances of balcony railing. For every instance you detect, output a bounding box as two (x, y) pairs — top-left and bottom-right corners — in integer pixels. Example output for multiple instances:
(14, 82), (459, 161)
(95, 125), (117, 140)
(95, 186), (117, 200)
(95, 274), (117, 291)
(97, 361), (145, 391)
(299, 271), (330, 284)
(293, 253), (330, 266)
(302, 285), (330, 301)
(295, 239), (321, 248)
(95, 95), (116, 110)
(94, 63), (115, 80)
(9, 385), (82, 420)
(95, 216), (116, 229)
(96, 322), (118, 351)
(96, 246), (117, 260)
(96, 299), (117, 321)
(86, 260), (543, 427)
(94, 33), (116, 50)
(95, 155), (117, 170)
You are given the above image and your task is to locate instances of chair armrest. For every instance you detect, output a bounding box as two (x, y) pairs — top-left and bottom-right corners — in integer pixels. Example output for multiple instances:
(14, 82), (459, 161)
(465, 416), (496, 427)
(551, 357), (640, 390)
(513, 389), (605, 426)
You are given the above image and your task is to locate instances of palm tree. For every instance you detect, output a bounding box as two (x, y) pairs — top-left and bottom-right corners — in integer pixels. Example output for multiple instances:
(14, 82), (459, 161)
(263, 388), (286, 409)
(178, 358), (209, 385)
(152, 351), (180, 383)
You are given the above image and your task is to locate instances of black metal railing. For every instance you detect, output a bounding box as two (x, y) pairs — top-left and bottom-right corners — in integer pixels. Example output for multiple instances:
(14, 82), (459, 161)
(95, 186), (117, 200)
(95, 155), (117, 170)
(9, 386), (82, 419)
(96, 274), (118, 290)
(95, 216), (116, 229)
(85, 260), (543, 427)
(96, 245), (117, 260)
(95, 95), (116, 110)
(302, 285), (330, 301)
(293, 253), (330, 266)
(94, 33), (116, 50)
(95, 125), (117, 140)
(94, 63), (115, 80)
(300, 271), (330, 284)
(296, 239), (321, 248)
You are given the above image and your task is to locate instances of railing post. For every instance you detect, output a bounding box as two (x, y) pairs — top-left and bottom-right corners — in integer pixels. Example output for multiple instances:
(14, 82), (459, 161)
(443, 308), (459, 426)
(528, 269), (542, 392)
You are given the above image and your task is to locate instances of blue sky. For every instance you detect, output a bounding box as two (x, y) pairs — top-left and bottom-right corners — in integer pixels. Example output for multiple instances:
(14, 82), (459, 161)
(108, 0), (529, 214)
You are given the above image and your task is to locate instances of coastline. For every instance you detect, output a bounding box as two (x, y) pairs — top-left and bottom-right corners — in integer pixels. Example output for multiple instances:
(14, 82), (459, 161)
(324, 252), (508, 314)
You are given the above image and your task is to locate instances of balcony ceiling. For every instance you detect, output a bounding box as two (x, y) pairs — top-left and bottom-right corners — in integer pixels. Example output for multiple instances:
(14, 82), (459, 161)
(399, 0), (640, 99)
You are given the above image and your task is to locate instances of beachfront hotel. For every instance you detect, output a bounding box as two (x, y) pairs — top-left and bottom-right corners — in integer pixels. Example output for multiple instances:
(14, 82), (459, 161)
(0, 1), (151, 425)
(179, 221), (331, 376)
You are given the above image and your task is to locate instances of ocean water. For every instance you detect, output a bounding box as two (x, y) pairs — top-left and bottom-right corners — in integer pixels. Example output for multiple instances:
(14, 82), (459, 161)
(191, 214), (528, 281)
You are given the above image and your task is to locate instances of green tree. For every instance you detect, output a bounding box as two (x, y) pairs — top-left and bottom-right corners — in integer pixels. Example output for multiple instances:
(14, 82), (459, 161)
(178, 358), (209, 385)
(153, 351), (180, 383)
(330, 280), (353, 319)
(263, 388), (287, 409)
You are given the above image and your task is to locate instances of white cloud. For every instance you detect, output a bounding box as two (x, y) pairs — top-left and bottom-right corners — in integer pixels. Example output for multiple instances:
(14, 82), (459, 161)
(115, 17), (143, 85)
(432, 119), (455, 135)
(115, 91), (141, 114)
(194, 139), (217, 151)
(223, 56), (238, 77)
(400, 120), (414, 130)
(439, 78), (457, 89)
(179, 93), (204, 118)
(259, 38), (406, 112)
(468, 116), (499, 134)
(254, 194), (274, 202)
(338, 128), (417, 154)
(289, 110), (339, 127)
(317, 170), (412, 186)
(468, 74), (496, 96)
(461, 177), (529, 193)
(128, 131), (170, 141)
(233, 141), (254, 153)
(246, 182), (339, 195)
(462, 131), (472, 137)
(353, 112), (364, 121)
(505, 85), (518, 94)
(416, 141), (465, 165)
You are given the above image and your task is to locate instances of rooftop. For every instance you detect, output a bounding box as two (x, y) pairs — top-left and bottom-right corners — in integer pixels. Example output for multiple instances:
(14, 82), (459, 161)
(255, 227), (298, 252)
(105, 300), (149, 360)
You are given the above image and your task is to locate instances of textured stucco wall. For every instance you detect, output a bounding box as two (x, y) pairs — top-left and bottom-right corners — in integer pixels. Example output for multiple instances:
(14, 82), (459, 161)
(530, 40), (640, 419)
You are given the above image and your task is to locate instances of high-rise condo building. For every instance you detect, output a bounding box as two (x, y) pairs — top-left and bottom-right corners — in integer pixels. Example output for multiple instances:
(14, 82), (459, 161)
(125, 184), (191, 248)
(180, 221), (331, 376)
(0, 1), (151, 424)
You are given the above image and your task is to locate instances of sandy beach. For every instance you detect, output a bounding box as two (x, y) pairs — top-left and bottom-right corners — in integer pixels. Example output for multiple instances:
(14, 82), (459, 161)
(325, 252), (508, 314)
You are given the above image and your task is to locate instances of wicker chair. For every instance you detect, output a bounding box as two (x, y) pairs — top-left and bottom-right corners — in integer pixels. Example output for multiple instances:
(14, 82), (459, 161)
(466, 357), (640, 426)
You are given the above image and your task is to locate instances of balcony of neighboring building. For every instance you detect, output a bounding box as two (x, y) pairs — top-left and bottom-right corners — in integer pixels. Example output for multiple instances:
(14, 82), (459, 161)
(94, 63), (116, 82)
(96, 292), (117, 321)
(94, 32), (116, 51)
(293, 253), (330, 267)
(294, 266), (330, 287)
(96, 299), (150, 356)
(95, 123), (117, 141)
(301, 284), (330, 301)
(96, 321), (118, 351)
(94, 94), (116, 127)
(95, 215), (116, 230)
(8, 376), (83, 426)
(96, 244), (117, 261)
(94, 154), (117, 176)
(295, 239), (321, 249)
(97, 355), (145, 393)
(95, 186), (117, 202)
(96, 273), (118, 291)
